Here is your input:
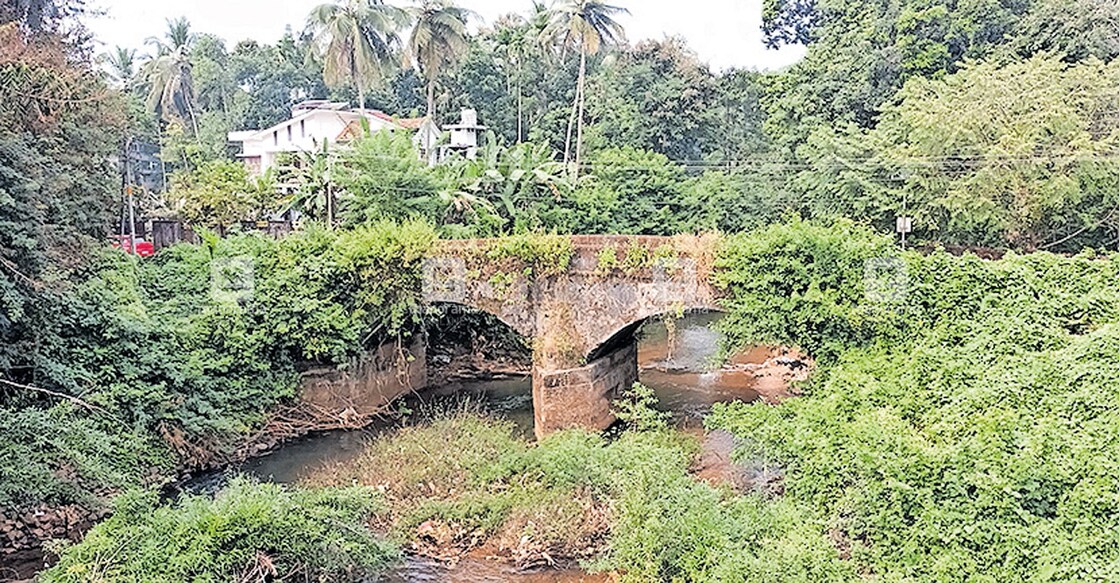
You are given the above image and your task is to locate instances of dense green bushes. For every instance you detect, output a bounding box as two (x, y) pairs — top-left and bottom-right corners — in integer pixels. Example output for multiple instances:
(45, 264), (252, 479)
(710, 220), (1119, 581)
(41, 479), (399, 582)
(714, 218), (903, 360)
(0, 404), (171, 510)
(0, 222), (436, 509)
(65, 221), (435, 436)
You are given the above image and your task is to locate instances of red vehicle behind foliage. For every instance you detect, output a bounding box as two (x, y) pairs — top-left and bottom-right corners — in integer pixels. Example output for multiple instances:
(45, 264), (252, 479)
(110, 235), (155, 257)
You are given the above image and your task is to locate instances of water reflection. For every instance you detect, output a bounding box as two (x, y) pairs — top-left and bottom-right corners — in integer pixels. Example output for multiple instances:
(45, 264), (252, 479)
(637, 311), (761, 427)
(381, 556), (608, 583)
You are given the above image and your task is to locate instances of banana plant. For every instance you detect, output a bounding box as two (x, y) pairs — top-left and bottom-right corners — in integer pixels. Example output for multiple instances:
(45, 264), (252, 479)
(439, 133), (571, 234)
(285, 141), (337, 225)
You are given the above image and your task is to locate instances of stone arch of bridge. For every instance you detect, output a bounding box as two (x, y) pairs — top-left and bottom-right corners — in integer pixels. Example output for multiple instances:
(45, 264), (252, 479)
(584, 305), (725, 364)
(427, 301), (534, 344)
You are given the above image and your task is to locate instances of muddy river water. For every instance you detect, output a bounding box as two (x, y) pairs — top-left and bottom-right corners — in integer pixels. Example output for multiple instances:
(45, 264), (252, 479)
(228, 312), (777, 582)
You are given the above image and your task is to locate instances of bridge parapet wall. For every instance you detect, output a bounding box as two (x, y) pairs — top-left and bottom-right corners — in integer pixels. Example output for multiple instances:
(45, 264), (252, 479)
(423, 234), (722, 436)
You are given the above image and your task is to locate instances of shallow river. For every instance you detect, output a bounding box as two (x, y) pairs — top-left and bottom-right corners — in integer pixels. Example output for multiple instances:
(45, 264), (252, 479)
(230, 312), (764, 582)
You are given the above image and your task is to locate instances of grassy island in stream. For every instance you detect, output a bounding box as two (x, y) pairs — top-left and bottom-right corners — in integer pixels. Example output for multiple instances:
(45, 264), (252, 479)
(305, 402), (853, 582)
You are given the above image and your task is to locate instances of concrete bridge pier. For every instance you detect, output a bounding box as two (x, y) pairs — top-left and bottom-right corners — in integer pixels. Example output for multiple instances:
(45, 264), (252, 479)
(532, 339), (638, 438)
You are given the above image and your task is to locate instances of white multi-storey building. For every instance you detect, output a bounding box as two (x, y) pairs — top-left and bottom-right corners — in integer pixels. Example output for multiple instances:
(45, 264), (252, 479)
(227, 100), (426, 175)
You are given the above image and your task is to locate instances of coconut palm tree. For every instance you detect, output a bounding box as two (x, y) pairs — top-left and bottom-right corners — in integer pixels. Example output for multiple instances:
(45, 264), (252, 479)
(100, 46), (139, 88)
(307, 0), (408, 110)
(546, 0), (628, 176)
(142, 18), (200, 135)
(143, 50), (199, 134)
(146, 17), (196, 56)
(492, 14), (531, 143)
(405, 0), (473, 121)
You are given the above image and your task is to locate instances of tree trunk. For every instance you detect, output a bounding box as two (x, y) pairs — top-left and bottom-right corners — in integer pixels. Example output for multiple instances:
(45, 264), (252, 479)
(120, 137), (130, 251)
(127, 185), (137, 255)
(516, 57), (524, 143)
(563, 45), (585, 167)
(356, 62), (366, 110)
(427, 74), (436, 121)
(574, 48), (588, 180)
(157, 124), (167, 191)
(185, 96), (201, 143)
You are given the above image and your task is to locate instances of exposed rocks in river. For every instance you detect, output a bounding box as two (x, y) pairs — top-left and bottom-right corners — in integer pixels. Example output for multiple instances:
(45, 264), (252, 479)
(0, 503), (109, 581)
(728, 346), (813, 402)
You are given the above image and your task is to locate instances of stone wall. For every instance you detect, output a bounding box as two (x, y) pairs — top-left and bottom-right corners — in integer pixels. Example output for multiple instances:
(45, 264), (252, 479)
(0, 503), (108, 575)
(299, 337), (427, 417)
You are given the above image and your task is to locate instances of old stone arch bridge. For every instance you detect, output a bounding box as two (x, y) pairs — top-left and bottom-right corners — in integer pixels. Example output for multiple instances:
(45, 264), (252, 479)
(422, 234), (722, 437)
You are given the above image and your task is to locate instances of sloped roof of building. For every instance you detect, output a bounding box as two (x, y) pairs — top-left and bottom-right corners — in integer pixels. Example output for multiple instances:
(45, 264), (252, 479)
(336, 120), (366, 142)
(335, 113), (429, 142)
(393, 116), (429, 130)
(361, 109), (428, 130)
(228, 102), (415, 144)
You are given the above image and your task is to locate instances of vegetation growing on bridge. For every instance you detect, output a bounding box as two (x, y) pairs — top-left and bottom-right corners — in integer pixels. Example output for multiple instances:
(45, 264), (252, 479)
(593, 235), (720, 279)
(445, 232), (576, 289)
(710, 220), (1119, 581)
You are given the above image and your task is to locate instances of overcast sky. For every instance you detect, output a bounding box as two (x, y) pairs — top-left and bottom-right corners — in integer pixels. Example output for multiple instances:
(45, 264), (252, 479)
(85, 0), (805, 72)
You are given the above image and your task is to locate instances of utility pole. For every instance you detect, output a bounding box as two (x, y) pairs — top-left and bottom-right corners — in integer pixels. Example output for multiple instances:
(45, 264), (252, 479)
(125, 138), (138, 254)
(119, 142), (129, 249)
(127, 184), (137, 255)
(897, 192), (911, 250)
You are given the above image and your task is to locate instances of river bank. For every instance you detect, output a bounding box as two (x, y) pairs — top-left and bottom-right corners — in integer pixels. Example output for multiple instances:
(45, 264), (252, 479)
(8, 312), (809, 581)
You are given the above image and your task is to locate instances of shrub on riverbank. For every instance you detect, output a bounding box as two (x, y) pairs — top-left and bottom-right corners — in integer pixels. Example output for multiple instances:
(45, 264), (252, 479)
(0, 221), (436, 511)
(307, 410), (853, 581)
(710, 220), (1119, 581)
(40, 478), (399, 582)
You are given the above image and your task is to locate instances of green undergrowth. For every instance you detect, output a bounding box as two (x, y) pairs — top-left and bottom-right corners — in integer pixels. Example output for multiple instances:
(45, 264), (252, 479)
(1, 221), (436, 511)
(604, 242), (680, 276)
(308, 404), (853, 581)
(709, 218), (1119, 581)
(0, 404), (172, 510)
(40, 478), (399, 582)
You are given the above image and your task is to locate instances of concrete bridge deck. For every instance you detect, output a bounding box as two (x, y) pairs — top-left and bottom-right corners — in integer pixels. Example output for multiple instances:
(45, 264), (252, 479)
(423, 234), (723, 437)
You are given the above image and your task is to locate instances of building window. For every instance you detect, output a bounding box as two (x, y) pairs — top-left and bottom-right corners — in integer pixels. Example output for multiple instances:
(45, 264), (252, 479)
(300, 120), (306, 137)
(287, 125), (292, 142)
(273, 131), (278, 146)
